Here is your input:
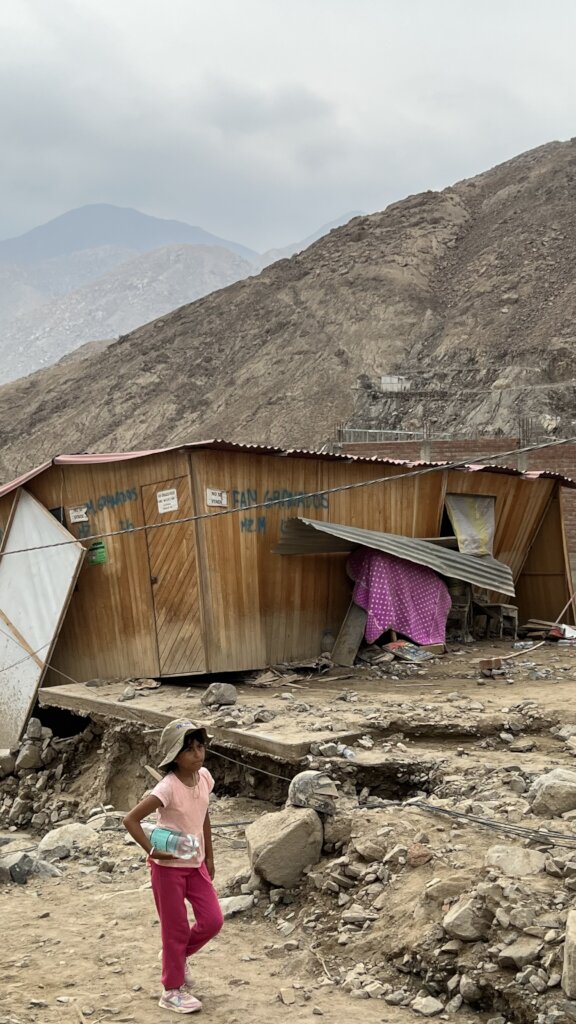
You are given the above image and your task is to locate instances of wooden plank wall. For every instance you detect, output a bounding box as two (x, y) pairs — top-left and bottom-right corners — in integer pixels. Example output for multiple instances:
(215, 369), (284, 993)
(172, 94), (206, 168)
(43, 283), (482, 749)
(443, 469), (555, 578)
(0, 449), (569, 681)
(24, 452), (195, 683)
(516, 493), (575, 624)
(191, 451), (445, 671)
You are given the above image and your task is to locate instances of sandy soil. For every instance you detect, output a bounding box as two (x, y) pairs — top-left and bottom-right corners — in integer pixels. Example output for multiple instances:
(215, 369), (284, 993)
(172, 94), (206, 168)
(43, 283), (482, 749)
(0, 802), (481, 1024)
(5, 640), (576, 1024)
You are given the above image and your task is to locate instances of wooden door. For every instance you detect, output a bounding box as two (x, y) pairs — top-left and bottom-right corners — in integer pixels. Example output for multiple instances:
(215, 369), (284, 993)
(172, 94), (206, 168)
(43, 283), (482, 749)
(141, 477), (206, 675)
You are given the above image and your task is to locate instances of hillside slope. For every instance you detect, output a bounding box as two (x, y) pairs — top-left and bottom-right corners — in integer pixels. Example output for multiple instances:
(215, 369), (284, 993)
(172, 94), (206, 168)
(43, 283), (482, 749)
(0, 244), (255, 382)
(1, 139), (576, 480)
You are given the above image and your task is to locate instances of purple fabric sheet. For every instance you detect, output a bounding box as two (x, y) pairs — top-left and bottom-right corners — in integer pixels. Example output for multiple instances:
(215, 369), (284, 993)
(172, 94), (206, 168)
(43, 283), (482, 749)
(347, 548), (452, 645)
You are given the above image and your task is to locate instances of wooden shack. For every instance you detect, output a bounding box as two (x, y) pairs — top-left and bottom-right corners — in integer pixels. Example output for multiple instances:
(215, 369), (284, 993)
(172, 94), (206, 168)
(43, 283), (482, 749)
(0, 440), (573, 690)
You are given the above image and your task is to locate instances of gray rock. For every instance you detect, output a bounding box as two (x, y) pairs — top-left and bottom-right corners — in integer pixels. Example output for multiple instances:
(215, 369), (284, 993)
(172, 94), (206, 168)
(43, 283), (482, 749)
(353, 836), (387, 861)
(8, 797), (33, 823)
(201, 682), (238, 707)
(341, 903), (377, 925)
(38, 822), (99, 860)
(383, 844), (408, 866)
(485, 844), (546, 877)
(246, 806), (323, 887)
(385, 989), (408, 1005)
(443, 897), (493, 941)
(33, 859), (63, 878)
(498, 936), (543, 969)
(562, 908), (576, 998)
(15, 742), (42, 771)
(219, 894), (254, 918)
(0, 749), (15, 779)
(411, 995), (444, 1016)
(509, 777), (527, 795)
(529, 769), (576, 817)
(459, 975), (482, 1002)
(25, 718), (43, 740)
(317, 742), (339, 756)
(557, 725), (576, 741)
(0, 850), (35, 884)
(509, 737), (536, 752)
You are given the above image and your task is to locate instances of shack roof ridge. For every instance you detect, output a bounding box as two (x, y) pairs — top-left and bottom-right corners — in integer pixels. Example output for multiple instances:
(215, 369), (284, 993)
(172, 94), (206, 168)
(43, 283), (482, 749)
(1, 437), (575, 500)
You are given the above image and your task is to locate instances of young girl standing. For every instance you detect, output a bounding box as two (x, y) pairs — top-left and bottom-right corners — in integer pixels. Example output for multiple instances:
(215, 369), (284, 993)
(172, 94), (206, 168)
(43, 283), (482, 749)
(123, 718), (224, 1013)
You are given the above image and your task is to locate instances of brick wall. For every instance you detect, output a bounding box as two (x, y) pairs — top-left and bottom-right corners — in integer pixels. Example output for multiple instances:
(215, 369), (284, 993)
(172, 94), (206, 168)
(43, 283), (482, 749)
(341, 438), (576, 553)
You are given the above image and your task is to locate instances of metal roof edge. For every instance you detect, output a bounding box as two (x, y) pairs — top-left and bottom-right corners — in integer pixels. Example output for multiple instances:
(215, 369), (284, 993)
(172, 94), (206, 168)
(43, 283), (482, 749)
(276, 517), (516, 597)
(0, 460), (53, 500)
(1, 439), (574, 497)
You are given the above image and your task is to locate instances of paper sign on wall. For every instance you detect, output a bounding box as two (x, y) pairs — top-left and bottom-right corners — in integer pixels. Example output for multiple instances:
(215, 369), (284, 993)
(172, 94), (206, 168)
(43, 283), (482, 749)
(206, 488), (228, 508)
(69, 505), (89, 524)
(157, 488), (179, 513)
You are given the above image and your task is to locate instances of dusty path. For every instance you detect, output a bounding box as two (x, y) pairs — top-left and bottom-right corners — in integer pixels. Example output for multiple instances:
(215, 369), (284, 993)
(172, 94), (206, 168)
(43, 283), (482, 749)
(0, 821), (481, 1024)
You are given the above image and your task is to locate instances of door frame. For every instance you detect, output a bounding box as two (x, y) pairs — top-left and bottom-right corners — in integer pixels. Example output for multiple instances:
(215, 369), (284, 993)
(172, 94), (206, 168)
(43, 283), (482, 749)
(140, 475), (207, 676)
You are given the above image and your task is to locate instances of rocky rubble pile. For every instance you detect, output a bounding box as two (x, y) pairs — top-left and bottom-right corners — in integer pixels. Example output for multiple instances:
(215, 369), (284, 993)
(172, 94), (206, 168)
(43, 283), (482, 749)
(0, 717), (100, 831)
(219, 760), (576, 1023)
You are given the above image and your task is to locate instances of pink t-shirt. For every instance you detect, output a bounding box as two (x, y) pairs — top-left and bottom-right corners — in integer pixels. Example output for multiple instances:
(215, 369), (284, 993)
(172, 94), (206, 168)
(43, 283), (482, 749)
(150, 767), (214, 868)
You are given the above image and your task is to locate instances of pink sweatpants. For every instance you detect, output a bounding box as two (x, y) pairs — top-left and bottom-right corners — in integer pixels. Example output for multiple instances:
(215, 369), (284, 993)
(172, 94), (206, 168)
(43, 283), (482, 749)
(150, 860), (224, 990)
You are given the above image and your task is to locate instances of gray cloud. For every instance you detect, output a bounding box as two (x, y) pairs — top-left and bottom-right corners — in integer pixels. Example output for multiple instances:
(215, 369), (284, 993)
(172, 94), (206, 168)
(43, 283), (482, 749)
(1, 0), (576, 250)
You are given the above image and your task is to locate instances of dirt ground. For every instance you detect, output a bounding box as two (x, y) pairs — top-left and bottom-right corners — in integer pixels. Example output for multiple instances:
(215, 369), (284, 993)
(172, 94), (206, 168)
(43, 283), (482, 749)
(0, 800), (481, 1024)
(5, 640), (576, 1023)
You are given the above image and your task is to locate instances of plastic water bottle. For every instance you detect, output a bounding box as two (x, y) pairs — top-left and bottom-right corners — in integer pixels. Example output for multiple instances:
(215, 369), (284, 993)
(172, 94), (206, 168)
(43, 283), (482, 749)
(143, 823), (200, 861)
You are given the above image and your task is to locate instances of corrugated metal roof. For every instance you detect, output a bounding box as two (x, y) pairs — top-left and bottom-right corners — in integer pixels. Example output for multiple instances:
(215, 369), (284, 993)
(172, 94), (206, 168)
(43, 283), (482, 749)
(274, 517), (516, 596)
(1, 438), (574, 497)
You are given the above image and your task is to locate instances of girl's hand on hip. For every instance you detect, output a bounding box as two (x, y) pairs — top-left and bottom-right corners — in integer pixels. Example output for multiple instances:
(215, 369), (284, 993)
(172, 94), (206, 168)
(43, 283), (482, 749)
(205, 854), (215, 879)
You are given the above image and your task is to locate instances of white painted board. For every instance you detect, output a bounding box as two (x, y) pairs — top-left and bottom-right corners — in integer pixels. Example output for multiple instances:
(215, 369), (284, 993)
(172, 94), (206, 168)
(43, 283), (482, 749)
(156, 488), (179, 513)
(0, 490), (85, 748)
(206, 488), (228, 507)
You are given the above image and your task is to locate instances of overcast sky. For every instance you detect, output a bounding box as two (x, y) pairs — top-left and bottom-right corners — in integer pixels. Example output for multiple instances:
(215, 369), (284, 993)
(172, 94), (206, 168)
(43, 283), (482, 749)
(1, 0), (576, 251)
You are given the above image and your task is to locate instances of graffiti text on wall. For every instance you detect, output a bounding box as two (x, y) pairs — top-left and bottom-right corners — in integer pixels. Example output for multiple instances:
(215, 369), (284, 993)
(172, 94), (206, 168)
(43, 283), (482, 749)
(231, 488), (329, 511)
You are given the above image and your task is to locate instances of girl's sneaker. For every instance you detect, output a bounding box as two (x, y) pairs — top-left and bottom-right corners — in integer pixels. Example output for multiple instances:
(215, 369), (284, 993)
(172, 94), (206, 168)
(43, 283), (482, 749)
(158, 987), (202, 1013)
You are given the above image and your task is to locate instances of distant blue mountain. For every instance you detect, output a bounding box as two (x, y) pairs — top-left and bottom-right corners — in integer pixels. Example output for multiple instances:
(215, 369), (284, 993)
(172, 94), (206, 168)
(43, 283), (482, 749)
(0, 203), (259, 265)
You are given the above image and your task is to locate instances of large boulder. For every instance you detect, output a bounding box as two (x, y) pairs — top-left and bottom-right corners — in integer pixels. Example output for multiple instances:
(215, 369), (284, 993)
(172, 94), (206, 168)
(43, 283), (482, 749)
(563, 909), (576, 998)
(15, 742), (42, 771)
(485, 844), (546, 877)
(25, 718), (43, 740)
(498, 936), (543, 969)
(442, 896), (493, 941)
(246, 806), (323, 887)
(0, 749), (15, 778)
(38, 822), (99, 860)
(0, 850), (35, 884)
(528, 769), (576, 817)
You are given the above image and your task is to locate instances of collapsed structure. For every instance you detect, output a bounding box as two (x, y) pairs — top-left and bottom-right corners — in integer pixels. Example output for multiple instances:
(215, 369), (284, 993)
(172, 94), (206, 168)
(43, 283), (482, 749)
(0, 439), (574, 748)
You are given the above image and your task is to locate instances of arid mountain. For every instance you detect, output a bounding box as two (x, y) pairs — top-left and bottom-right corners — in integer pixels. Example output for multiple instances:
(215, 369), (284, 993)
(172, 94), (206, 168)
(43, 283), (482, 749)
(0, 203), (258, 267)
(0, 244), (255, 382)
(0, 204), (357, 381)
(1, 139), (576, 481)
(258, 211), (363, 268)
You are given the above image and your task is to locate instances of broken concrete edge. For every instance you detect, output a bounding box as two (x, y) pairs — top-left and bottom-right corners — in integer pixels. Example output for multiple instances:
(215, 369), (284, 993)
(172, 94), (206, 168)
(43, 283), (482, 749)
(36, 684), (375, 762)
